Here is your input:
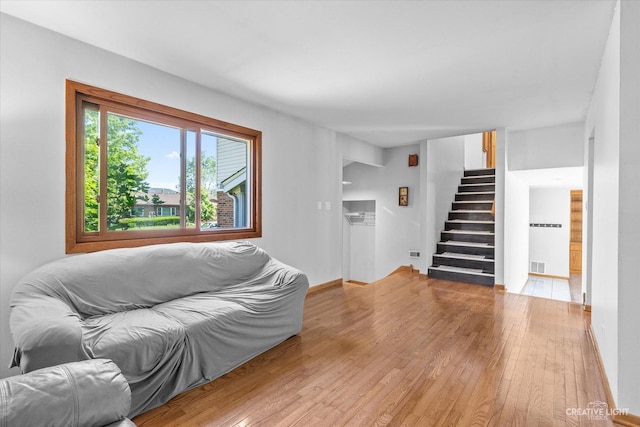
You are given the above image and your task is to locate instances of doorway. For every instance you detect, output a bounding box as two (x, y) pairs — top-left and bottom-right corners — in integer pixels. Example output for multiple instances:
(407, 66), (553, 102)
(512, 171), (584, 304)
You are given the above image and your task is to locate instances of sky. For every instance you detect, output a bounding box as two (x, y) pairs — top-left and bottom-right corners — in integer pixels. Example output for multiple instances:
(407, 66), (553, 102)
(135, 120), (219, 191)
(136, 120), (181, 190)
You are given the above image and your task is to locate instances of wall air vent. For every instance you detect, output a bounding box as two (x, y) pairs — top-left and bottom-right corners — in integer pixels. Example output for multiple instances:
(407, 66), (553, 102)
(530, 261), (546, 274)
(409, 250), (420, 258)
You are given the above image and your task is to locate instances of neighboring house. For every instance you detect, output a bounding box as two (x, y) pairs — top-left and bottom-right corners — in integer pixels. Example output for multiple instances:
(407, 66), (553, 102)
(132, 188), (181, 217)
(216, 137), (248, 228)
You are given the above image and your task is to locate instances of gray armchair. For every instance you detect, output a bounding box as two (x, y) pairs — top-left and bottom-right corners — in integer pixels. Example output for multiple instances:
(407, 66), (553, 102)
(0, 359), (134, 427)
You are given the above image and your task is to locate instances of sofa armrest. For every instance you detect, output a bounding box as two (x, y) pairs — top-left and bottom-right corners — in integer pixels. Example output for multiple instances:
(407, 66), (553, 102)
(0, 359), (132, 427)
(10, 295), (87, 372)
(271, 260), (309, 289)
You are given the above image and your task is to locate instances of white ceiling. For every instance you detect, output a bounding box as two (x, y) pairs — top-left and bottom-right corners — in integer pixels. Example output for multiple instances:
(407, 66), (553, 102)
(512, 167), (584, 189)
(0, 0), (616, 148)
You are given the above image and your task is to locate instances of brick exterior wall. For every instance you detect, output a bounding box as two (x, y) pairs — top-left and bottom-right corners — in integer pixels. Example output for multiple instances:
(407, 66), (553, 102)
(216, 191), (235, 228)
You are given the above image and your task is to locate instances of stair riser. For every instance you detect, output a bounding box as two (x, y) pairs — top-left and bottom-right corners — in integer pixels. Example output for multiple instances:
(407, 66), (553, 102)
(445, 221), (495, 232)
(464, 168), (495, 177)
(433, 256), (495, 273)
(428, 268), (494, 286)
(441, 231), (495, 244)
(448, 211), (494, 221)
(458, 184), (495, 193)
(452, 202), (494, 210)
(461, 176), (495, 185)
(428, 168), (498, 287)
(455, 193), (495, 202)
(437, 243), (494, 258)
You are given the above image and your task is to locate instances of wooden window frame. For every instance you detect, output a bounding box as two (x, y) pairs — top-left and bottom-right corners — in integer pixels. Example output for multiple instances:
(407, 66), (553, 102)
(65, 80), (262, 253)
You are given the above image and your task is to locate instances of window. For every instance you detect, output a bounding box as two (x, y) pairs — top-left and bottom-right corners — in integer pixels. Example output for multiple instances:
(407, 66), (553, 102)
(66, 80), (262, 253)
(156, 206), (177, 217)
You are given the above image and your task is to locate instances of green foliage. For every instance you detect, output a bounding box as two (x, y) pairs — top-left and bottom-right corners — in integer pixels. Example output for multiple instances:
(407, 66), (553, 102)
(83, 110), (150, 231)
(151, 193), (165, 205)
(186, 187), (217, 224)
(118, 216), (180, 229)
(83, 109), (100, 232)
(185, 153), (217, 223)
(185, 153), (217, 197)
(106, 114), (150, 229)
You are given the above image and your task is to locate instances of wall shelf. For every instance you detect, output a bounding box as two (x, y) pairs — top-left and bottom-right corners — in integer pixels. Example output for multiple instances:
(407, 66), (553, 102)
(344, 212), (376, 226)
(343, 200), (376, 226)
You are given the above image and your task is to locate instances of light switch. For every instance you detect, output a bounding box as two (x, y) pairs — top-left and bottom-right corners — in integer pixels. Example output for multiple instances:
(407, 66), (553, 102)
(317, 201), (323, 210)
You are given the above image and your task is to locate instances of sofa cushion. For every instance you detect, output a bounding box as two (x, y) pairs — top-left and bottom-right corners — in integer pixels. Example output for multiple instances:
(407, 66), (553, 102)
(153, 294), (247, 378)
(154, 288), (304, 381)
(82, 309), (185, 376)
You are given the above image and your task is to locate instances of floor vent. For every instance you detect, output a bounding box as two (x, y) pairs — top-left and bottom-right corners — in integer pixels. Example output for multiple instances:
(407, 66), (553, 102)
(530, 261), (546, 274)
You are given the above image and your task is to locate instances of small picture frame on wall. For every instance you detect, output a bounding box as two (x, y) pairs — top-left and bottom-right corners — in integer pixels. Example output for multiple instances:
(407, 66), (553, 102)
(399, 187), (408, 206)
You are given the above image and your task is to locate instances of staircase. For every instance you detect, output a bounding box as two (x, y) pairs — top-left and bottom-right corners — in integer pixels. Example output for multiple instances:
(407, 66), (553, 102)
(428, 168), (495, 286)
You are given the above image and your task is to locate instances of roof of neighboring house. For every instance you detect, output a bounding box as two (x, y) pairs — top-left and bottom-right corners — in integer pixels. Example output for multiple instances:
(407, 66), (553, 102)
(220, 167), (247, 193)
(135, 190), (181, 207)
(148, 187), (179, 194)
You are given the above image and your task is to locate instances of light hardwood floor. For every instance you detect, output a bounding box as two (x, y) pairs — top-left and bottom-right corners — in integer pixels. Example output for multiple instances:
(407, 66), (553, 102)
(133, 272), (615, 426)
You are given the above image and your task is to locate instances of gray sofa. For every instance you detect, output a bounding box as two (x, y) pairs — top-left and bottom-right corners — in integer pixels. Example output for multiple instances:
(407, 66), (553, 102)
(0, 359), (134, 427)
(9, 241), (309, 417)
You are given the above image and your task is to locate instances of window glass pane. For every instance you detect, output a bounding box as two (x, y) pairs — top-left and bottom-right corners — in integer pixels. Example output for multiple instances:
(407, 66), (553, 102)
(185, 130), (197, 229)
(83, 107), (100, 233)
(214, 134), (249, 229)
(200, 132), (218, 230)
(106, 113), (180, 231)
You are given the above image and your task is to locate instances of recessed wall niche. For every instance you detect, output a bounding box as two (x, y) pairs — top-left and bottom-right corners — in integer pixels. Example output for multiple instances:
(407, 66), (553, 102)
(343, 200), (375, 226)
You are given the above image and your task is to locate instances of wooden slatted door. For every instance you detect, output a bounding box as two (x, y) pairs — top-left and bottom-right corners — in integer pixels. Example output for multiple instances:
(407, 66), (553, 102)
(570, 190), (583, 274)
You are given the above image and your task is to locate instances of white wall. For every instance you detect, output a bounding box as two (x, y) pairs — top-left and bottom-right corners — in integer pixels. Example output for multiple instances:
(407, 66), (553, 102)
(584, 0), (621, 407)
(342, 207), (352, 281)
(528, 189), (570, 278)
(0, 14), (344, 378)
(504, 172), (530, 293)
(493, 129), (507, 286)
(508, 122), (584, 171)
(464, 133), (484, 170)
(422, 136), (465, 265)
(616, 0), (640, 412)
(340, 133), (385, 167)
(343, 145), (422, 279)
(583, 0), (640, 413)
(348, 225), (376, 283)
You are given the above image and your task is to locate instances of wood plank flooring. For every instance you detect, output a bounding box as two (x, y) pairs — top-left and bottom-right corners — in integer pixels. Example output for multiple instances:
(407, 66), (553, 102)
(133, 272), (615, 426)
